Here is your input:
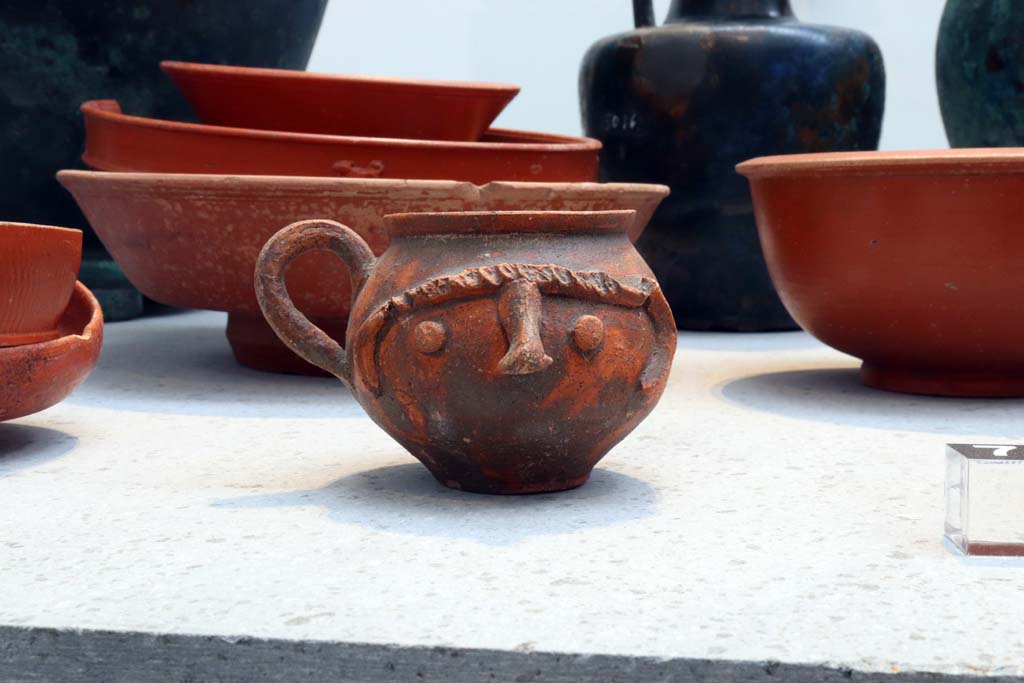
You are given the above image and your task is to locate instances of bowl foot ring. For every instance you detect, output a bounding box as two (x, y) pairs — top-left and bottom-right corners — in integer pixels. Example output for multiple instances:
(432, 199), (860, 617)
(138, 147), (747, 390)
(861, 363), (1024, 398)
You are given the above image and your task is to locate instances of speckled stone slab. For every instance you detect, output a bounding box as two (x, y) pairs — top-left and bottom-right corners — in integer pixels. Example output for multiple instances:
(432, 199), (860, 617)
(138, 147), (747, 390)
(1, 311), (1023, 680)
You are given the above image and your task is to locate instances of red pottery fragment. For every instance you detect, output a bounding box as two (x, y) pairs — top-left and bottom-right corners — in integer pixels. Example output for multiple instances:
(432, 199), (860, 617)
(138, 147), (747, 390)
(161, 61), (519, 141)
(254, 211), (676, 494)
(0, 222), (82, 347)
(0, 282), (103, 422)
(58, 171), (668, 374)
(79, 100), (599, 183)
(738, 148), (1024, 397)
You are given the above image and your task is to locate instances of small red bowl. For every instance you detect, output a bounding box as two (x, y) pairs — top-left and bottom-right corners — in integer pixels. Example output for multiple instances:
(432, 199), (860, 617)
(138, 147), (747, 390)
(0, 281), (103, 422)
(80, 100), (600, 183)
(0, 222), (82, 347)
(161, 60), (520, 141)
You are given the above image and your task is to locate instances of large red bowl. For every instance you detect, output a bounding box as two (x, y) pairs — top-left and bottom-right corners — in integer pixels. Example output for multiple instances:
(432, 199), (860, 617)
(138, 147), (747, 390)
(59, 171), (668, 375)
(80, 100), (600, 182)
(0, 282), (103, 422)
(161, 61), (519, 141)
(738, 148), (1024, 397)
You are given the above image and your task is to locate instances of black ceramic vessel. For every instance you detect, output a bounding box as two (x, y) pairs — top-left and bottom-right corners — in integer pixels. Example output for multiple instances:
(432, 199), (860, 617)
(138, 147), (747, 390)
(0, 0), (328, 320)
(937, 0), (1024, 147)
(580, 0), (885, 331)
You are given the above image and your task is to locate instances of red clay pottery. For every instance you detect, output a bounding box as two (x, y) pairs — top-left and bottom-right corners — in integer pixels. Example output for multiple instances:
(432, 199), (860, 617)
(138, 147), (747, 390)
(0, 222), (82, 346)
(0, 281), (103, 421)
(80, 100), (600, 182)
(0, 0), (327, 324)
(161, 61), (519, 141)
(58, 171), (669, 374)
(255, 211), (676, 494)
(738, 148), (1024, 397)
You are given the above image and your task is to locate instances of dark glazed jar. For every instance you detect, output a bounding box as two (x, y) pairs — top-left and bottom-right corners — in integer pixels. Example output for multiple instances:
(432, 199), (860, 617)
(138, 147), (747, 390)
(580, 0), (885, 331)
(937, 0), (1024, 147)
(0, 0), (328, 320)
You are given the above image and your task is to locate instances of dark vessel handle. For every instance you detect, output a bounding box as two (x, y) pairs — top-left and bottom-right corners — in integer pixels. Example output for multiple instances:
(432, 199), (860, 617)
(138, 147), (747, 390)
(254, 219), (376, 385)
(633, 0), (656, 27)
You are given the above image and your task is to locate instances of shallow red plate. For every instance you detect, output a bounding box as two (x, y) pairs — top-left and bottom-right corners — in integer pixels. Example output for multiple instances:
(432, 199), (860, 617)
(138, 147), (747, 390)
(161, 60), (519, 141)
(81, 100), (600, 183)
(0, 282), (103, 422)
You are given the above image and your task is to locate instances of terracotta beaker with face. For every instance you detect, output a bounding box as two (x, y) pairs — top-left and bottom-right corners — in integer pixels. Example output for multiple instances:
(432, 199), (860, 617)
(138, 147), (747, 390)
(255, 210), (676, 494)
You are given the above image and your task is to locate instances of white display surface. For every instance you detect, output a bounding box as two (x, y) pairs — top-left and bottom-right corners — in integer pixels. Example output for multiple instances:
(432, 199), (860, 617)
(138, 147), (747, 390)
(2, 310), (1023, 676)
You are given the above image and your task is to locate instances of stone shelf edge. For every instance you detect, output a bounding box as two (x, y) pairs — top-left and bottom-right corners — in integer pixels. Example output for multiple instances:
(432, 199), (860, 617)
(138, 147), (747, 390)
(4, 626), (1021, 683)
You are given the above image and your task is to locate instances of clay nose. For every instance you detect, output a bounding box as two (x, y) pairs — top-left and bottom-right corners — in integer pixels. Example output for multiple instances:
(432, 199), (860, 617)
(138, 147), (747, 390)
(496, 278), (553, 376)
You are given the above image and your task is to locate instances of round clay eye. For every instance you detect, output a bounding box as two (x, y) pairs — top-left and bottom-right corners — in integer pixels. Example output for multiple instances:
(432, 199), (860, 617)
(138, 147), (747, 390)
(412, 320), (447, 354)
(572, 315), (604, 353)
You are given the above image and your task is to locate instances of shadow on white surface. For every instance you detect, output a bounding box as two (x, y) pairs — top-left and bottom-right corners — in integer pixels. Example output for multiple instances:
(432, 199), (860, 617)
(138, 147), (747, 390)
(212, 463), (656, 545)
(720, 368), (1024, 436)
(0, 425), (78, 476)
(679, 331), (823, 354)
(68, 318), (359, 419)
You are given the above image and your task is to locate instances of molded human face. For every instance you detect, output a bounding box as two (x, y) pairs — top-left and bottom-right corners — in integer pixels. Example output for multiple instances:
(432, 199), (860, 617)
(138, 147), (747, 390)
(367, 289), (654, 451)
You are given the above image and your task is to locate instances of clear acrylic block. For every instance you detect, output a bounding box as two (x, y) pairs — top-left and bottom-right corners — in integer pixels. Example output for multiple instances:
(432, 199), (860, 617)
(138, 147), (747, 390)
(945, 444), (1024, 556)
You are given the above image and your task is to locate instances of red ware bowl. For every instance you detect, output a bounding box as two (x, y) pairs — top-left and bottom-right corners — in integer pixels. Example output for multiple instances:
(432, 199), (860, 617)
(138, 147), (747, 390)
(738, 148), (1024, 397)
(161, 60), (520, 141)
(0, 222), (82, 347)
(0, 281), (103, 422)
(58, 170), (668, 374)
(80, 100), (600, 182)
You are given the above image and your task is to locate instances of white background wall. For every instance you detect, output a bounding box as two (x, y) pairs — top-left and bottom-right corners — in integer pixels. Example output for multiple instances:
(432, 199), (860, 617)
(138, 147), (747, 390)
(308, 0), (948, 150)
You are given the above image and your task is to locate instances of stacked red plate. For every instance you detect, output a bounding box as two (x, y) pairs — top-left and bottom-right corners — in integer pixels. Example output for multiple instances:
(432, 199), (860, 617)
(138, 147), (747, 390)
(65, 62), (669, 374)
